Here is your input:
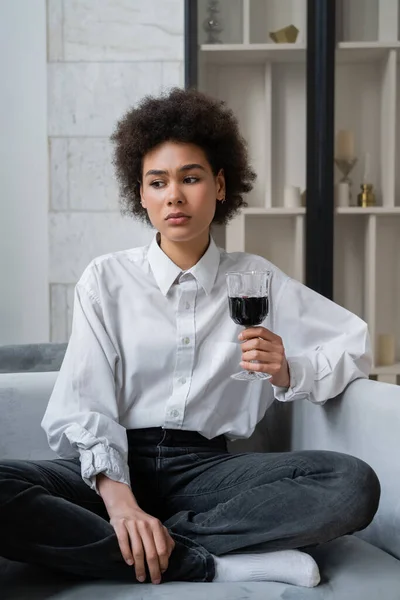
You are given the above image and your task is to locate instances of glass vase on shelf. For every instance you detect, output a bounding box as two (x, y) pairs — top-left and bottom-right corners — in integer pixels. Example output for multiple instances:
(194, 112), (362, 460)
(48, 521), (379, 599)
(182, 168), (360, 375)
(334, 130), (357, 206)
(203, 0), (224, 44)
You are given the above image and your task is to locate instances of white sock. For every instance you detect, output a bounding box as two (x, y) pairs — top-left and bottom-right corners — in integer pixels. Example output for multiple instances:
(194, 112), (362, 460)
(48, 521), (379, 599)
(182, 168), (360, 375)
(213, 549), (320, 588)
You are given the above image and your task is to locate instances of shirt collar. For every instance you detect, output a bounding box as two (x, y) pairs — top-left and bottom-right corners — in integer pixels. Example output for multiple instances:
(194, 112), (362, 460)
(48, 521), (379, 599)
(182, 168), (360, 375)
(147, 233), (221, 297)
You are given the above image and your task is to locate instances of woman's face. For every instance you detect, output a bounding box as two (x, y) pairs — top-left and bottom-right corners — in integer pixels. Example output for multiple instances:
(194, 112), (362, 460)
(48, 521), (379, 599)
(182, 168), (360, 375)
(140, 141), (225, 244)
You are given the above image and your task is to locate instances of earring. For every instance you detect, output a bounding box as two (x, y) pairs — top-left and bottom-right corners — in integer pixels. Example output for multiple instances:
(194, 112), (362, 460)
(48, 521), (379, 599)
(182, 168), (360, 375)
(220, 197), (226, 204)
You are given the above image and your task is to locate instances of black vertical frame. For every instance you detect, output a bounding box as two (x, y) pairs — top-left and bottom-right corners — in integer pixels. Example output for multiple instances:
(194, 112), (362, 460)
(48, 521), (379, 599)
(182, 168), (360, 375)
(185, 2), (337, 299)
(305, 0), (336, 299)
(184, 0), (198, 89)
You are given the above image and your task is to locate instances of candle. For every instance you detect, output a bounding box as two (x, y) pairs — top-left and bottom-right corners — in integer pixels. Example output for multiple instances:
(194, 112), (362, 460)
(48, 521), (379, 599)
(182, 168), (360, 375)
(336, 130), (355, 161)
(363, 152), (371, 183)
(336, 182), (350, 207)
(377, 334), (395, 366)
(283, 185), (301, 208)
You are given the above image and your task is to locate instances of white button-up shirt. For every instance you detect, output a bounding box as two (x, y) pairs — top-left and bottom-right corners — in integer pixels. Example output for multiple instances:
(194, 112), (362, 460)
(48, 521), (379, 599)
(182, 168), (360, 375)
(41, 235), (371, 492)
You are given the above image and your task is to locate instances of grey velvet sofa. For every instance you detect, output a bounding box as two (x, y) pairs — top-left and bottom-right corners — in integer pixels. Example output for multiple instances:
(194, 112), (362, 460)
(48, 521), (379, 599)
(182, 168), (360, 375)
(1, 344), (400, 599)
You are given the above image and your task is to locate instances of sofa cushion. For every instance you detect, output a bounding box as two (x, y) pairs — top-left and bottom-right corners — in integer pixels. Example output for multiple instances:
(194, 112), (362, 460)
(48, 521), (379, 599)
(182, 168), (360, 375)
(1, 536), (400, 599)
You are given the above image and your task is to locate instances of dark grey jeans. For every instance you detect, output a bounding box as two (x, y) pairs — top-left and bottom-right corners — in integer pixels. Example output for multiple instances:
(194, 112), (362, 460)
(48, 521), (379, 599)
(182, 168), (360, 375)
(0, 427), (380, 583)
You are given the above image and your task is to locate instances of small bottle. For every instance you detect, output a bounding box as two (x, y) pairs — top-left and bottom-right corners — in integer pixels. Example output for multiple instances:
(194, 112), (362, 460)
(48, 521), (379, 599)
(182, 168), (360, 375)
(357, 183), (376, 208)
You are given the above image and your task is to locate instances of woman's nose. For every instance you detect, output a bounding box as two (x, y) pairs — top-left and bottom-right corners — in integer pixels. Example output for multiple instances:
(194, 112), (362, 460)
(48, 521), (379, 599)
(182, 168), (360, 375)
(167, 197), (183, 205)
(166, 182), (184, 205)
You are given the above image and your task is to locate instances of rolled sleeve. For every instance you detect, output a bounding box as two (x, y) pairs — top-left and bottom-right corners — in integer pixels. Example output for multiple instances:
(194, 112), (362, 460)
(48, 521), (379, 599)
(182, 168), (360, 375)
(80, 444), (131, 492)
(273, 356), (315, 402)
(41, 265), (130, 493)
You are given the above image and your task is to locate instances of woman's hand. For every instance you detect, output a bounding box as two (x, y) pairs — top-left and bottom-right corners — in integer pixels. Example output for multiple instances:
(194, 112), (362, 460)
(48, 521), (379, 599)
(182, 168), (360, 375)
(238, 326), (290, 388)
(97, 475), (175, 584)
(108, 503), (175, 584)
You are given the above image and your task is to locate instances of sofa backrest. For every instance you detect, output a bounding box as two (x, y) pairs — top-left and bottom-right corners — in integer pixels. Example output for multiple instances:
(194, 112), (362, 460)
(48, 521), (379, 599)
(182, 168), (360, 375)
(0, 372), (58, 460)
(0, 343), (67, 374)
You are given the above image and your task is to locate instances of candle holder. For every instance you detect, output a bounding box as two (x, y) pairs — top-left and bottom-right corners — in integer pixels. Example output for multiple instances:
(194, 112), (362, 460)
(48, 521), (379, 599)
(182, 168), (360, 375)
(203, 0), (224, 44)
(357, 183), (376, 208)
(334, 158), (358, 205)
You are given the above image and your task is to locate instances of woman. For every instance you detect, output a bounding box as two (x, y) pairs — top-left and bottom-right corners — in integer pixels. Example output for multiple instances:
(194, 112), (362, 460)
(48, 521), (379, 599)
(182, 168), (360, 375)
(0, 88), (380, 588)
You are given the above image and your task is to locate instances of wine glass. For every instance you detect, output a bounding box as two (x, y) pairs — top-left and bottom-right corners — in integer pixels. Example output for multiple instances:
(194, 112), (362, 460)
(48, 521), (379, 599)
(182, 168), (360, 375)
(226, 271), (271, 381)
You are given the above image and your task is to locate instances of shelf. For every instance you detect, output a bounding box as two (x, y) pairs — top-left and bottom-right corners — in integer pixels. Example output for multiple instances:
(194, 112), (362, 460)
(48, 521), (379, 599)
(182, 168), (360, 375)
(243, 207), (305, 216)
(200, 43), (306, 65)
(241, 207), (400, 216)
(200, 42), (400, 66)
(371, 363), (400, 375)
(336, 207), (400, 214)
(242, 206), (400, 217)
(337, 42), (400, 63)
(198, 0), (400, 386)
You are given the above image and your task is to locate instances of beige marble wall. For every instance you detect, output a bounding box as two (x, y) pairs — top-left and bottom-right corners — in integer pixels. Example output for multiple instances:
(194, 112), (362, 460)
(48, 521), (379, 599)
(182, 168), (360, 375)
(47, 0), (184, 341)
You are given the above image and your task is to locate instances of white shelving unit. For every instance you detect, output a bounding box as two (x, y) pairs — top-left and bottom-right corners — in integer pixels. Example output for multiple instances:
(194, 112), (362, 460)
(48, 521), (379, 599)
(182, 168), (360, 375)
(199, 0), (400, 383)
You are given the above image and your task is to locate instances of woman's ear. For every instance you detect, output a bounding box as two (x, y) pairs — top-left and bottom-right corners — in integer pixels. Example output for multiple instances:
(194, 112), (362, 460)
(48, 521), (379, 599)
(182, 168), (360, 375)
(216, 168), (226, 201)
(139, 183), (146, 208)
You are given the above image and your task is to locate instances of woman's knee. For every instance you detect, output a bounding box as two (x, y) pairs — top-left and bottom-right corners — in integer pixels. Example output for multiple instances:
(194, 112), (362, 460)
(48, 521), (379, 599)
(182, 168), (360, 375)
(0, 460), (40, 500)
(0, 459), (40, 484)
(0, 459), (62, 502)
(346, 454), (380, 531)
(323, 450), (381, 533)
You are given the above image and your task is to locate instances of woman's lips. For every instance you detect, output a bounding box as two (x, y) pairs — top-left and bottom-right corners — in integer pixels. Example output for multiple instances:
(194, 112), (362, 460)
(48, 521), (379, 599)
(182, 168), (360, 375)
(166, 216), (191, 225)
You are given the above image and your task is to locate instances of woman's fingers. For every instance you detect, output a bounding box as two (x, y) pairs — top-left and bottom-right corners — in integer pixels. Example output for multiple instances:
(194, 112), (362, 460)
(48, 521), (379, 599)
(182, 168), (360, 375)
(240, 360), (282, 375)
(240, 334), (285, 369)
(139, 521), (162, 584)
(241, 350), (283, 364)
(128, 522), (147, 582)
(113, 520), (134, 566)
(239, 326), (282, 343)
(153, 524), (171, 573)
(111, 512), (176, 585)
(240, 337), (282, 353)
(164, 525), (176, 557)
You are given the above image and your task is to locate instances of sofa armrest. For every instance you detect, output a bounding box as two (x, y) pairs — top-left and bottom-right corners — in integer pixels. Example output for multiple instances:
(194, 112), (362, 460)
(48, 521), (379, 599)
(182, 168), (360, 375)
(291, 378), (400, 560)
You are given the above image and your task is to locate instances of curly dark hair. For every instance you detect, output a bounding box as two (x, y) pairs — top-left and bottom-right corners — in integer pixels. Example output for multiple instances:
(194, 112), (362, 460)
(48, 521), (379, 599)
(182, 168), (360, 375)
(110, 87), (256, 226)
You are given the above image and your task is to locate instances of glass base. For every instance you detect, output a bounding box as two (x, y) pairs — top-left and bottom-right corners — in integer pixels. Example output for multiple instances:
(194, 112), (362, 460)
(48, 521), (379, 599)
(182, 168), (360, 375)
(231, 370), (272, 382)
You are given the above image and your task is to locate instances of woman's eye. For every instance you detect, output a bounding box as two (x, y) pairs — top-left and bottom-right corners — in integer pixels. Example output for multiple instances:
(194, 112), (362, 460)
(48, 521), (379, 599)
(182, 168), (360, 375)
(150, 180), (165, 188)
(150, 177), (198, 188)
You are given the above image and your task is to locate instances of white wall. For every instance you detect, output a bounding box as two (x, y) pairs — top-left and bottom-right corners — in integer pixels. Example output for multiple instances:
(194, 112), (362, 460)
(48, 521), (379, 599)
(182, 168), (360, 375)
(0, 0), (49, 344)
(0, 0), (184, 345)
(47, 0), (184, 342)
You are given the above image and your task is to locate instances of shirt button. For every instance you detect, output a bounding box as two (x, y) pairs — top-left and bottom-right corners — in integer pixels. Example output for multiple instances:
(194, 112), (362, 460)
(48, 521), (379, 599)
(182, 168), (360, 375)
(179, 377), (186, 385)
(170, 409), (179, 418)
(185, 302), (190, 310)
(183, 337), (190, 345)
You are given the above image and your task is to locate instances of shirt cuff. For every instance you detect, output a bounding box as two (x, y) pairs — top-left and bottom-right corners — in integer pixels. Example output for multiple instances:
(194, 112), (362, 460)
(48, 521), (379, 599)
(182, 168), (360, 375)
(272, 356), (315, 402)
(80, 444), (131, 494)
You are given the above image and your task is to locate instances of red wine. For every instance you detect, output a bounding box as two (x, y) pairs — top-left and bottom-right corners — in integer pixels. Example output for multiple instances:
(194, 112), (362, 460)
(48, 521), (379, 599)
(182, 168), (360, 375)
(229, 296), (269, 327)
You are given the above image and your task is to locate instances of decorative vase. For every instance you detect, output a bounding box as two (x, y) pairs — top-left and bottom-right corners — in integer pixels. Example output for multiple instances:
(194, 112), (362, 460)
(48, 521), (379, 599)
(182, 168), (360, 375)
(203, 0), (224, 44)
